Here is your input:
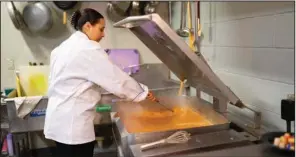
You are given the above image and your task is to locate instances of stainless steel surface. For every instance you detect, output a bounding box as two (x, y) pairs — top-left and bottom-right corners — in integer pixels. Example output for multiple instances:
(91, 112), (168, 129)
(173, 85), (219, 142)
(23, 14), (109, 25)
(225, 106), (267, 138)
(129, 129), (250, 157)
(195, 95), (265, 139)
(140, 131), (191, 151)
(144, 4), (156, 14)
(107, 2), (169, 24)
(101, 64), (189, 95)
(154, 2), (170, 25)
(130, 1), (140, 16)
(113, 14), (242, 108)
(6, 2), (25, 30)
(5, 64), (184, 133)
(212, 97), (228, 113)
(23, 2), (53, 33)
(176, 2), (189, 37)
(193, 1), (201, 53)
(11, 133), (31, 157)
(244, 105), (262, 129)
(110, 1), (131, 15)
(112, 96), (230, 157)
(170, 144), (290, 157)
(154, 100), (174, 112)
(106, 2), (127, 22)
(106, 2), (125, 22)
(188, 2), (194, 34)
(6, 98), (48, 133)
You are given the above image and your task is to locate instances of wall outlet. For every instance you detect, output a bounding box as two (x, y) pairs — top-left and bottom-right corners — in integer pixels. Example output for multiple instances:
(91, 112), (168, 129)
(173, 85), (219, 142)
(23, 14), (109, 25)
(6, 59), (15, 70)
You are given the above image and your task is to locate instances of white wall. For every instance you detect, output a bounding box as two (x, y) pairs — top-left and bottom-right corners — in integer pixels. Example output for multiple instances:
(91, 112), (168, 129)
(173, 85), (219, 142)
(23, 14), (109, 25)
(198, 2), (294, 131)
(1, 1), (160, 91)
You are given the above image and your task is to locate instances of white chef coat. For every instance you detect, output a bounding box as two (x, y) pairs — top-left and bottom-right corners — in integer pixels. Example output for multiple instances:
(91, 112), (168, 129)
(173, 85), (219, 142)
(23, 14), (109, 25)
(44, 31), (149, 145)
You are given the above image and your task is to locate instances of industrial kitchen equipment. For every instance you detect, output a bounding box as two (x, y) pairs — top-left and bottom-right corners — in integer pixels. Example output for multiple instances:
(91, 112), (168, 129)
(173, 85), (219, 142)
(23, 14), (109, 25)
(111, 14), (262, 156)
(106, 1), (165, 23)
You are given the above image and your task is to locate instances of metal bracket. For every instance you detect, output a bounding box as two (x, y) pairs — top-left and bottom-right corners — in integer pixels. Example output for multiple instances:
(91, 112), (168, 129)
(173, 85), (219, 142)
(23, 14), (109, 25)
(196, 89), (228, 113)
(213, 97), (228, 113)
(244, 106), (262, 129)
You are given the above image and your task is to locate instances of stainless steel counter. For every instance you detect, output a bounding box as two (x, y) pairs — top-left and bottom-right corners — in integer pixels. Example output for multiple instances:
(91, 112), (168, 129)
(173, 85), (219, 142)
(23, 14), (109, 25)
(4, 63), (186, 133)
(129, 129), (252, 157)
(170, 143), (294, 157)
(130, 137), (293, 157)
(109, 95), (266, 157)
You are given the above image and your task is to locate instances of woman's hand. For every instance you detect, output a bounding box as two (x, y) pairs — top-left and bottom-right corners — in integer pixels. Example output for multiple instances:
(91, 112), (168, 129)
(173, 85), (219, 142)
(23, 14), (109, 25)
(146, 91), (159, 102)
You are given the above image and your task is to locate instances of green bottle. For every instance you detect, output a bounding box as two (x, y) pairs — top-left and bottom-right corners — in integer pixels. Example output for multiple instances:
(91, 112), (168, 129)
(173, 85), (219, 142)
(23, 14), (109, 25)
(96, 104), (112, 113)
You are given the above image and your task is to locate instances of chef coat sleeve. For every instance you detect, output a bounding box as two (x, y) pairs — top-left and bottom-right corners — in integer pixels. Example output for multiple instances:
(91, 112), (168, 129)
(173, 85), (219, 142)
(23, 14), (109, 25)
(71, 49), (149, 102)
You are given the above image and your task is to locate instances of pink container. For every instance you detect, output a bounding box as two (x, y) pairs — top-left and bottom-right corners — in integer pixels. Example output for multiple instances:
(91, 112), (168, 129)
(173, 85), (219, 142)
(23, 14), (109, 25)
(1, 138), (8, 154)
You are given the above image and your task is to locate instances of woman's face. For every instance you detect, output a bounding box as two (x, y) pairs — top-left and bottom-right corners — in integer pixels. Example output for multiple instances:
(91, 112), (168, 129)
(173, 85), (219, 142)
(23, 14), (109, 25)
(84, 18), (105, 42)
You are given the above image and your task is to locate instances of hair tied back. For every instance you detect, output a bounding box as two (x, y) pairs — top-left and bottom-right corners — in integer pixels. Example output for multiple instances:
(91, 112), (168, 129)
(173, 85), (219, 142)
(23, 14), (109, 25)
(71, 10), (82, 30)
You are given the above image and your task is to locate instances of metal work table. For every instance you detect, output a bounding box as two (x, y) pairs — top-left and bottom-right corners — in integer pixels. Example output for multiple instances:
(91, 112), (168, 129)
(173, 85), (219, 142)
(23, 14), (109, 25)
(129, 132), (293, 157)
(4, 63), (186, 134)
(3, 63), (187, 157)
(108, 14), (278, 157)
(170, 143), (294, 157)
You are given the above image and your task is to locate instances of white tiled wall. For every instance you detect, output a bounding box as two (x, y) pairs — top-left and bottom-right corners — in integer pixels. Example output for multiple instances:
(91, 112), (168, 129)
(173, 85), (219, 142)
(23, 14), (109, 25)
(199, 2), (294, 131)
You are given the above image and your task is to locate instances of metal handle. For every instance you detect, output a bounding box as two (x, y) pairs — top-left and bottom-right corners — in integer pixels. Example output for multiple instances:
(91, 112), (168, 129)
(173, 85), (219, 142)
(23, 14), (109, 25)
(183, 2), (188, 29)
(168, 1), (172, 26)
(188, 2), (193, 31)
(140, 139), (166, 151)
(11, 1), (18, 11)
(179, 2), (186, 29)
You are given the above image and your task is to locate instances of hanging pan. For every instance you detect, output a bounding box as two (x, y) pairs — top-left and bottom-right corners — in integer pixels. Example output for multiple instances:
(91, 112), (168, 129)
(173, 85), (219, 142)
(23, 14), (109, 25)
(53, 1), (78, 24)
(22, 2), (53, 33)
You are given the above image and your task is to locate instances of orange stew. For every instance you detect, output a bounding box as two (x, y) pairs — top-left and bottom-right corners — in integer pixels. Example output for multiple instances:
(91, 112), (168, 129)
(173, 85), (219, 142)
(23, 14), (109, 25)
(120, 106), (212, 133)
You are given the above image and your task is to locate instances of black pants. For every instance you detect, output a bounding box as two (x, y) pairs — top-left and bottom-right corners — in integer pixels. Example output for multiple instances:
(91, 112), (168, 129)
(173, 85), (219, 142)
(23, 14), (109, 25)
(55, 141), (95, 157)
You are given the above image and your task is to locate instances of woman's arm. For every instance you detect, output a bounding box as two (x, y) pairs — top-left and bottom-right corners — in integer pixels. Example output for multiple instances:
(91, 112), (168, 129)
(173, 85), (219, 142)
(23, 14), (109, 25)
(69, 49), (149, 102)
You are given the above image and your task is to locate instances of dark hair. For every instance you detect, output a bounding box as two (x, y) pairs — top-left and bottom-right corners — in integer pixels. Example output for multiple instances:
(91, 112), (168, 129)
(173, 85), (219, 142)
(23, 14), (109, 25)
(71, 8), (104, 30)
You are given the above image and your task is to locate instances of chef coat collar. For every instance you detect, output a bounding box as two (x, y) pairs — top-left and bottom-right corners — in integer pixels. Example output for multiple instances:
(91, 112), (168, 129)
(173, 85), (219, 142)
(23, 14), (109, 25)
(74, 31), (89, 40)
(73, 31), (102, 48)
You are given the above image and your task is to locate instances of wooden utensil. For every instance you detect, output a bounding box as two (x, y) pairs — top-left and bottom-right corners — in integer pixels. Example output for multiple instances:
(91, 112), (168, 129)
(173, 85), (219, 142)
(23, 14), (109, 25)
(53, 1), (78, 24)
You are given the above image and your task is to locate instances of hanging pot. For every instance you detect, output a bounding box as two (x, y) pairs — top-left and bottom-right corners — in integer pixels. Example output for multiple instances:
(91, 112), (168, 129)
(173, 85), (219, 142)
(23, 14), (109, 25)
(22, 2), (53, 33)
(53, 1), (78, 24)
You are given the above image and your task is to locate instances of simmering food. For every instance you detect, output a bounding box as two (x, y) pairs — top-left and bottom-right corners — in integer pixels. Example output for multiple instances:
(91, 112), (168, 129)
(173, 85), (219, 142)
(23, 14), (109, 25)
(120, 106), (212, 133)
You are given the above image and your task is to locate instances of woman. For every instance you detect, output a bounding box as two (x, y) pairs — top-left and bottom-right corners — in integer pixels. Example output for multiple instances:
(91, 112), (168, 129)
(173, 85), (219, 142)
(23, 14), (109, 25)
(44, 8), (156, 157)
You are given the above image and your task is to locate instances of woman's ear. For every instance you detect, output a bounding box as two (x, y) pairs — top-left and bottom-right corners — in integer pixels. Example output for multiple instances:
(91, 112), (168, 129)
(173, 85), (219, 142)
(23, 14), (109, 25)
(84, 22), (92, 31)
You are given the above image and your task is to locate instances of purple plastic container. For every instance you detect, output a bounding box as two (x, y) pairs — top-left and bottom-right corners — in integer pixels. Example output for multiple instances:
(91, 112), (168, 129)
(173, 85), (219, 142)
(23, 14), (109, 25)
(105, 49), (140, 74)
(7, 133), (14, 156)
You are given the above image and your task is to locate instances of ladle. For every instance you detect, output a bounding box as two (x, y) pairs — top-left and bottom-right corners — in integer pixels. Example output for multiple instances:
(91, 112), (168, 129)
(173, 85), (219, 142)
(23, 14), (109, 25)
(176, 2), (189, 37)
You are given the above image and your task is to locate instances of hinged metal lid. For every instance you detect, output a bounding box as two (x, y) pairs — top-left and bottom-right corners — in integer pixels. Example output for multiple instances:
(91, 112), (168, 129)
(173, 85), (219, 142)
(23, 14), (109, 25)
(114, 14), (243, 107)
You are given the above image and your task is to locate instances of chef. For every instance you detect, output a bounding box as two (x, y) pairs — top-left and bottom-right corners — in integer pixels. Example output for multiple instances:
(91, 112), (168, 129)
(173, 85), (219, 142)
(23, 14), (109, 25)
(44, 8), (156, 157)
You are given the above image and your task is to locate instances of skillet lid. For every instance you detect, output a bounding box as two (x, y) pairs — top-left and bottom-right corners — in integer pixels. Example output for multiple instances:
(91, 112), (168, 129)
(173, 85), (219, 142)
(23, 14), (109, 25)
(113, 14), (243, 107)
